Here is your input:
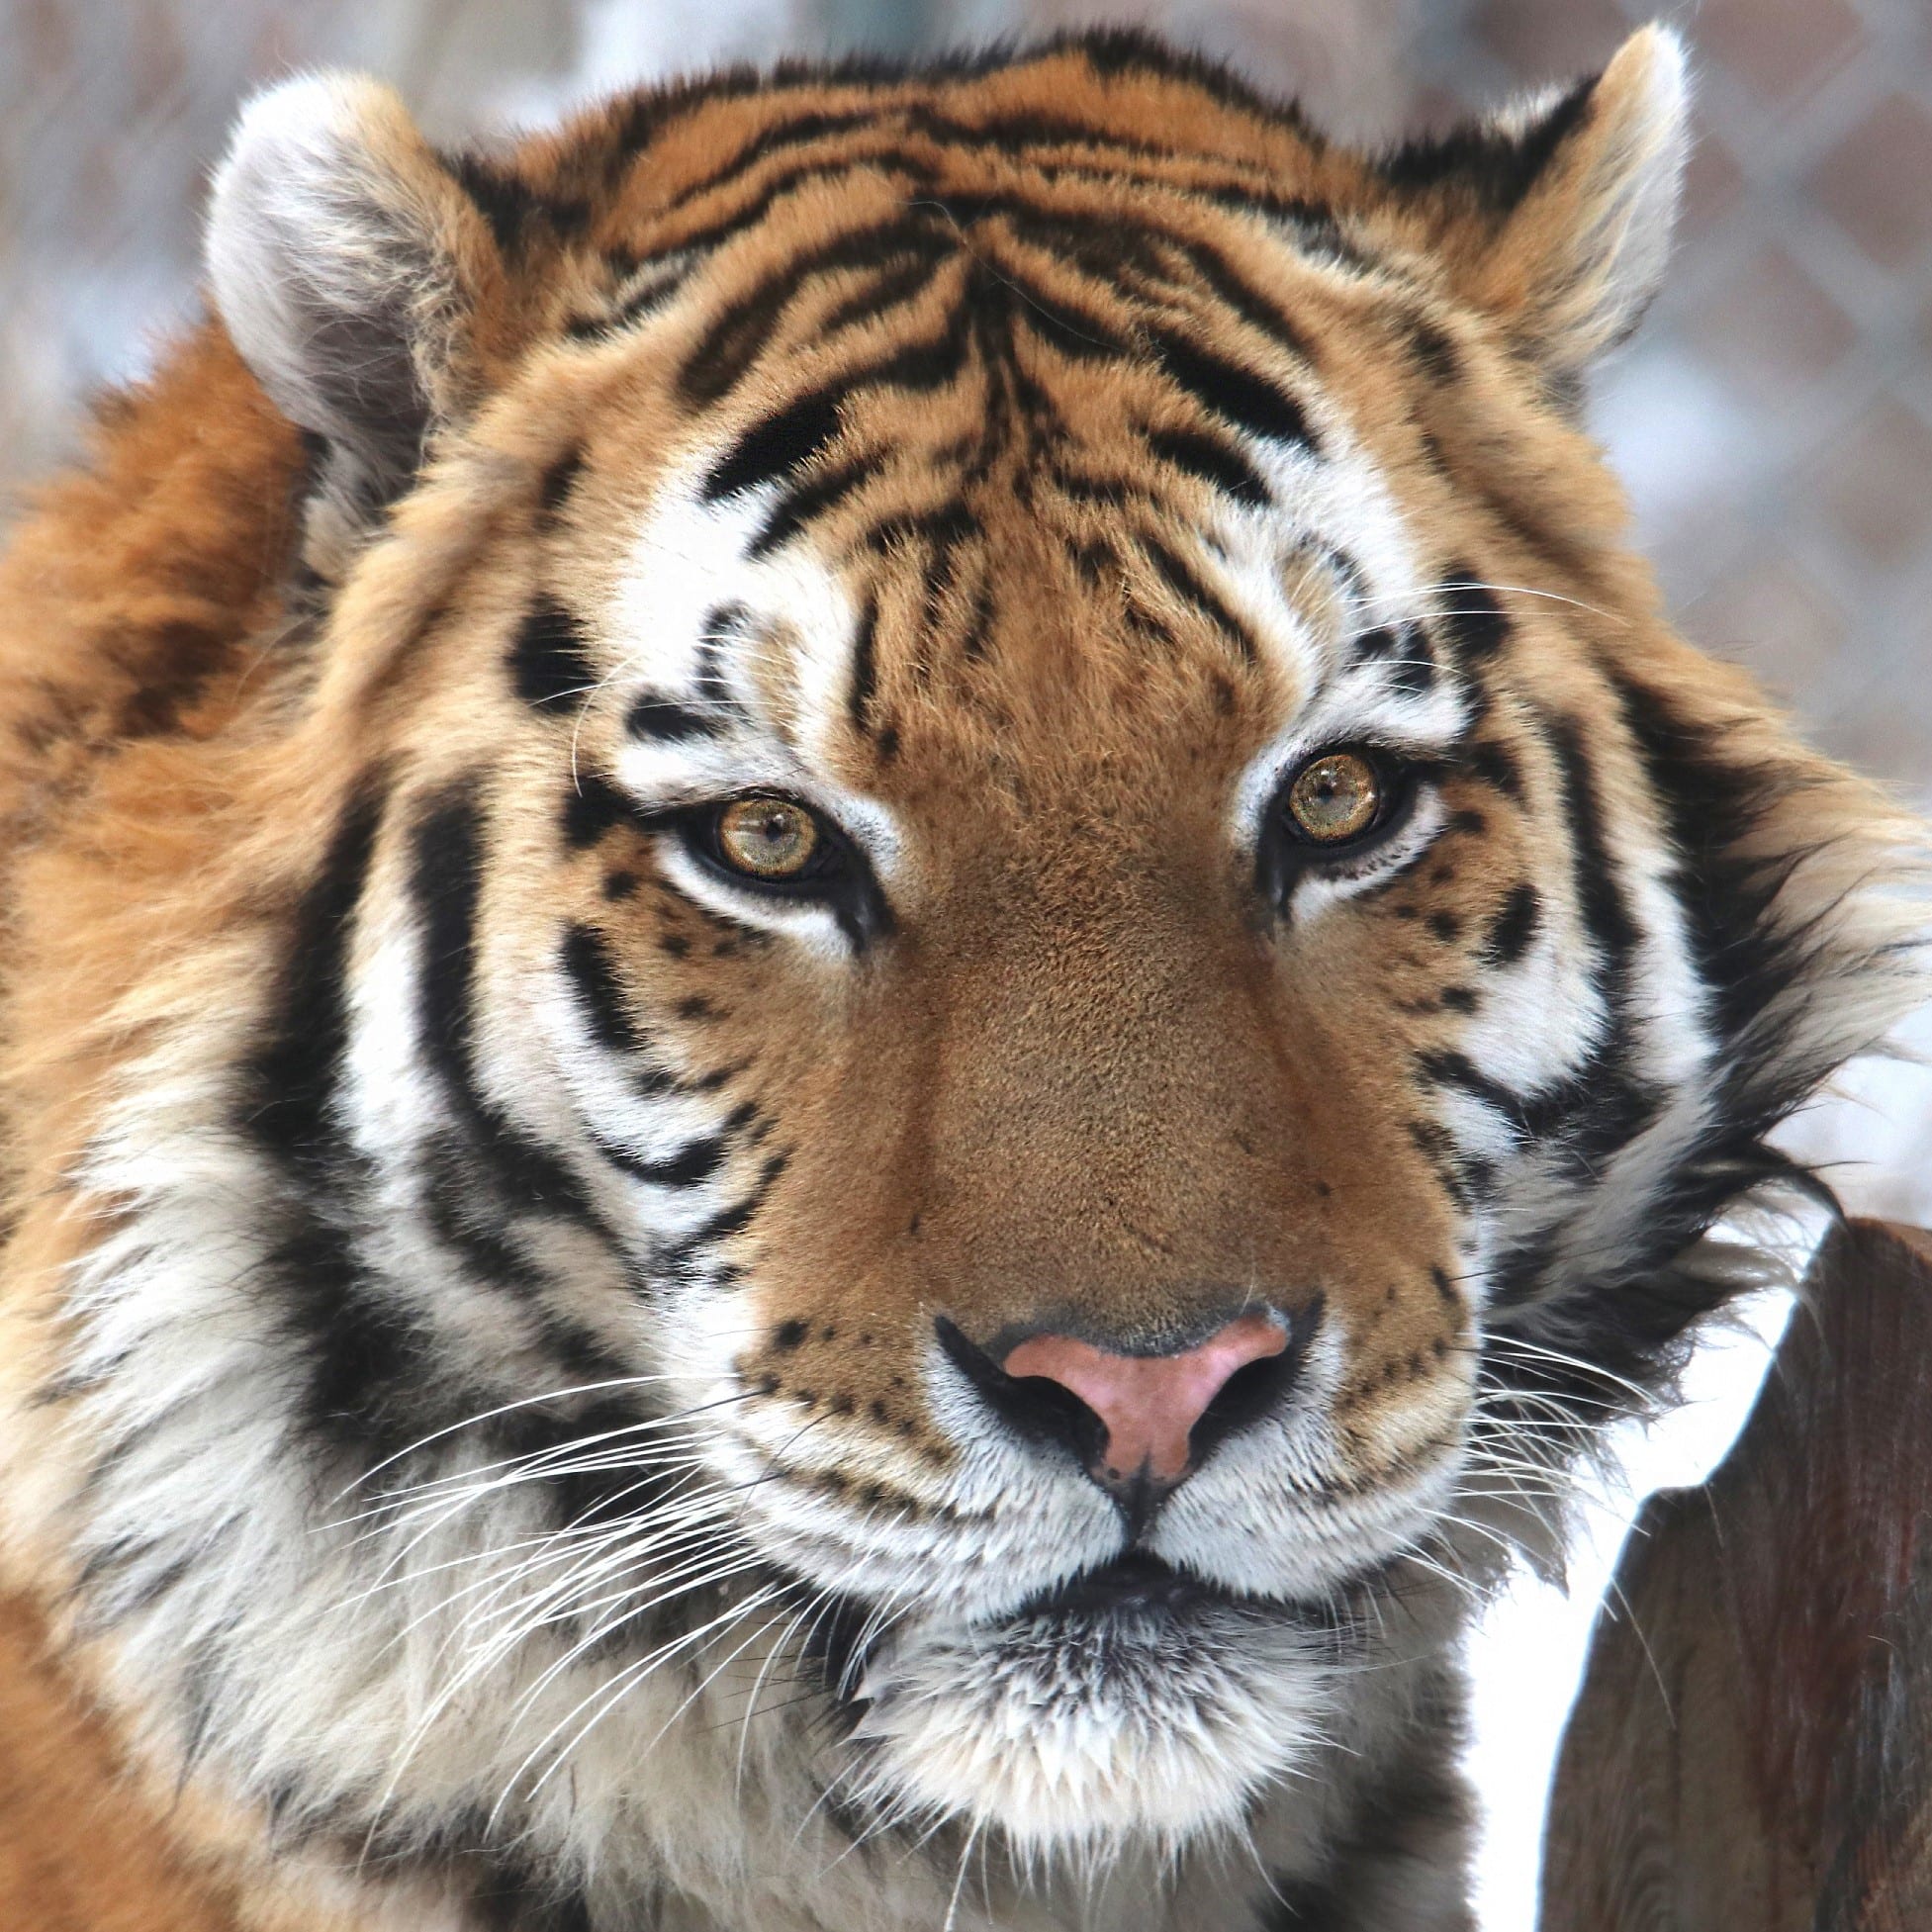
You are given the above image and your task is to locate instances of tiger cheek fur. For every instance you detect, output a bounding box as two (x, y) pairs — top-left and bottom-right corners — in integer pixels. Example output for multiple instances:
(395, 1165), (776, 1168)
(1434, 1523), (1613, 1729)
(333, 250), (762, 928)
(0, 25), (1923, 1932)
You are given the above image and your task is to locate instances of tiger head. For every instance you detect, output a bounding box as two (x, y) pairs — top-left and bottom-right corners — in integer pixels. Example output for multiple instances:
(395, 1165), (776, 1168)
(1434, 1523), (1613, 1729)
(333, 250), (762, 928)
(14, 26), (1925, 1926)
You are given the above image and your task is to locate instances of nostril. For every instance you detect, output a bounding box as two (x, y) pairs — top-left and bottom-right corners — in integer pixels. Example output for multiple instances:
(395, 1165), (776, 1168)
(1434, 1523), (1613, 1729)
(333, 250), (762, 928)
(933, 1316), (1110, 1467)
(1187, 1296), (1322, 1470)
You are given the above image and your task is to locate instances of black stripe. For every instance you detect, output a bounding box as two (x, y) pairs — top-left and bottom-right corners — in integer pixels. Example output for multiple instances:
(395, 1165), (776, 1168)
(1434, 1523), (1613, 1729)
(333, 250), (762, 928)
(241, 783), (456, 1458)
(1149, 325), (1313, 451)
(661, 152), (942, 273)
(445, 153), (591, 250)
(1610, 674), (1789, 1050)
(412, 786), (600, 1221)
(625, 693), (724, 742)
(245, 785), (385, 1162)
(1484, 883), (1541, 966)
(1158, 232), (1318, 363)
(1376, 73), (1595, 210)
(659, 107), (881, 217)
(561, 923), (642, 1058)
(1144, 424), (1269, 506)
(750, 456), (874, 557)
(703, 390), (845, 504)
(598, 1132), (729, 1189)
(1139, 534), (1258, 663)
(861, 499), (975, 557)
(537, 451), (583, 517)
(1009, 282), (1124, 362)
(819, 247), (949, 334)
(703, 300), (974, 506)
(847, 594), (878, 731)
(682, 219), (954, 405)
(1437, 571), (1510, 661)
(1416, 1050), (1523, 1129)
(655, 1150), (788, 1278)
(1355, 620), (1434, 695)
(1545, 717), (1641, 966)
(1465, 739), (1522, 797)
(510, 596), (598, 710)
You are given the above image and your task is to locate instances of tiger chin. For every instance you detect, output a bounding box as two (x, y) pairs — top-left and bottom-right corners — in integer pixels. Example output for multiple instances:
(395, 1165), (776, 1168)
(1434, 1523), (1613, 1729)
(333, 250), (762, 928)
(0, 21), (1923, 1932)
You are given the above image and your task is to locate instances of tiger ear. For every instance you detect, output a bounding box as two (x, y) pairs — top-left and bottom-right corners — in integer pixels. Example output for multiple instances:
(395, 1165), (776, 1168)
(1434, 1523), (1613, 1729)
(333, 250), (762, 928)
(1383, 26), (1690, 381)
(205, 73), (503, 515)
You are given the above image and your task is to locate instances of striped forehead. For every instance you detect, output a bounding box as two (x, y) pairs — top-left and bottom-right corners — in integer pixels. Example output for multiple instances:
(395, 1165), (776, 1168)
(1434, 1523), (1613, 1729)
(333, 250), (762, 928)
(592, 412), (1474, 844)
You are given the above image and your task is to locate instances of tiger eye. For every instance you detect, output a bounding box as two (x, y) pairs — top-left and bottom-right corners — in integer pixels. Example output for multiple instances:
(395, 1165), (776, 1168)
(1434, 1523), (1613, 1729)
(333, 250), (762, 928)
(1286, 752), (1382, 844)
(717, 796), (820, 879)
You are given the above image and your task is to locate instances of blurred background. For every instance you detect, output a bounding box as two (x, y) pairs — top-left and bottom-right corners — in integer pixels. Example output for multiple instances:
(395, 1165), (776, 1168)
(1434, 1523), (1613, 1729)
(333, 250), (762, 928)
(3, 0), (1929, 1924)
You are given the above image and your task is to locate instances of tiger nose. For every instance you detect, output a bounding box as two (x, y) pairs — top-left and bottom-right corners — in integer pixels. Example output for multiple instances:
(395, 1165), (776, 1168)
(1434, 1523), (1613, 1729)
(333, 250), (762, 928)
(958, 1306), (1290, 1499)
(999, 1314), (1290, 1489)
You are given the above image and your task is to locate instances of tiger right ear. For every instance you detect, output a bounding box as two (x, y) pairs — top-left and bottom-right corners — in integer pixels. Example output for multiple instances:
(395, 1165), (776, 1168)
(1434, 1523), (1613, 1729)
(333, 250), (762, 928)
(205, 73), (504, 519)
(1379, 27), (1691, 384)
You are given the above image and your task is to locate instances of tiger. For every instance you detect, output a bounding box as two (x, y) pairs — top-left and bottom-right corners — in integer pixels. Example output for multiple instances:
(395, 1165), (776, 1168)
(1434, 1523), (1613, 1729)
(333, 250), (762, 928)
(0, 21), (1922, 1932)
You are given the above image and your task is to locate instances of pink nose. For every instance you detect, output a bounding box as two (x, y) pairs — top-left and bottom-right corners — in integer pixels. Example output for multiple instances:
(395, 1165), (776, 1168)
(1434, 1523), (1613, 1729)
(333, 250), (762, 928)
(1002, 1312), (1289, 1488)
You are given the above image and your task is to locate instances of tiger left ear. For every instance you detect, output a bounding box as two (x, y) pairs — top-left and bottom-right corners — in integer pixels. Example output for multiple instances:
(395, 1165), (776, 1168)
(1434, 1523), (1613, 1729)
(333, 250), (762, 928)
(1386, 26), (1690, 380)
(204, 73), (506, 522)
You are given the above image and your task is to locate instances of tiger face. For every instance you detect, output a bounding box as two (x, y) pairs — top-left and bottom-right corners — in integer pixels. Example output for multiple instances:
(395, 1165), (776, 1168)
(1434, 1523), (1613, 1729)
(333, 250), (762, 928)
(5, 26), (1924, 1932)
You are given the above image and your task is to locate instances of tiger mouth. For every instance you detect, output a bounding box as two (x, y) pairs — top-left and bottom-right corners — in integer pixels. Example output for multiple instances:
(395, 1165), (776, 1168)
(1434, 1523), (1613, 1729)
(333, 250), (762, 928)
(1011, 1551), (1244, 1622)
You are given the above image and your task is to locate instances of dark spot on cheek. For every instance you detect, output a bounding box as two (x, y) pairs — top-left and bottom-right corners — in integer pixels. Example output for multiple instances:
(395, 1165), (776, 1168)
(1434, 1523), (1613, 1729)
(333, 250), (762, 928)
(510, 595), (598, 709)
(1392, 904), (1420, 922)
(773, 1320), (808, 1352)
(1440, 985), (1479, 1013)
(870, 1399), (890, 1425)
(538, 450), (584, 516)
(660, 933), (690, 958)
(1468, 741), (1522, 796)
(1313, 1180), (1332, 1200)
(820, 1325), (837, 1341)
(562, 774), (631, 849)
(603, 871), (639, 901)
(875, 722), (901, 763)
(676, 995), (716, 1020)
(1427, 910), (1461, 943)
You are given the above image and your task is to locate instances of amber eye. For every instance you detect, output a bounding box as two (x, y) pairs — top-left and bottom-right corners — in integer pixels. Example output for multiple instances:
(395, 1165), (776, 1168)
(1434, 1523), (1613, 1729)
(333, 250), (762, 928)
(716, 795), (822, 880)
(1285, 750), (1384, 845)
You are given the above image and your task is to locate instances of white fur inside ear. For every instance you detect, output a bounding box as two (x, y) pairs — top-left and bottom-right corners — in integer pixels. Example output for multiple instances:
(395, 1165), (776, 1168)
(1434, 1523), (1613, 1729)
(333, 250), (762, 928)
(205, 72), (451, 468)
(1530, 25), (1691, 368)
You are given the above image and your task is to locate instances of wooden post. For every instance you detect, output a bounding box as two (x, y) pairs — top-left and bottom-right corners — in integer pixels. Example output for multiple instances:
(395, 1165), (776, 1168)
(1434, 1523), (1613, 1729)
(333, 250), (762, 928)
(1539, 1219), (1932, 1930)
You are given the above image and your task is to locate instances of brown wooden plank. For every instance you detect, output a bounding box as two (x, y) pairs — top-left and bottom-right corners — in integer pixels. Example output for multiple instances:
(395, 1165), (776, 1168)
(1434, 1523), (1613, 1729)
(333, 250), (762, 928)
(1540, 1218), (1932, 1931)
